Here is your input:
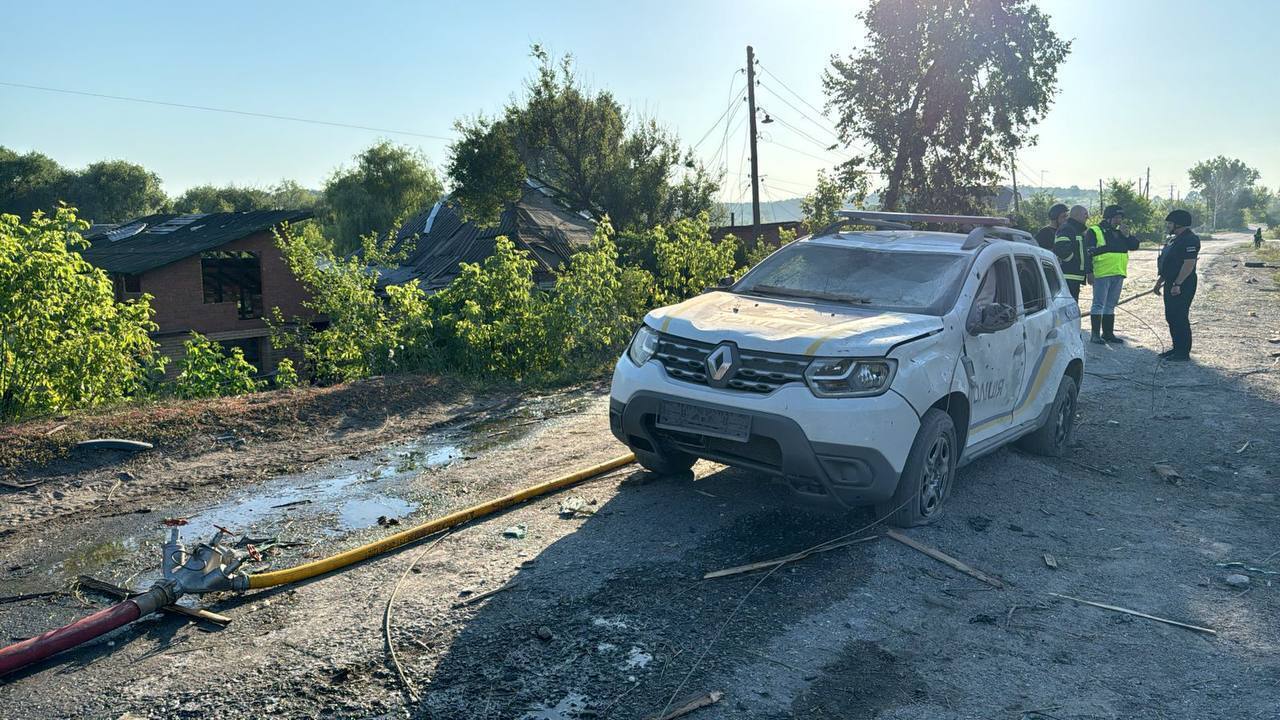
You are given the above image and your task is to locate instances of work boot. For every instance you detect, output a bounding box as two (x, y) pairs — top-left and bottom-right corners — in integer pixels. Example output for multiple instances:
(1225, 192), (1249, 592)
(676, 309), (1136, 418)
(1102, 315), (1123, 344)
(1089, 315), (1104, 344)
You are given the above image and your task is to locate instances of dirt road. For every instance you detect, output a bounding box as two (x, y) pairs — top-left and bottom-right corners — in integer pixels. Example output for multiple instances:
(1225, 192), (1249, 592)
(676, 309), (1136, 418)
(2, 232), (1278, 719)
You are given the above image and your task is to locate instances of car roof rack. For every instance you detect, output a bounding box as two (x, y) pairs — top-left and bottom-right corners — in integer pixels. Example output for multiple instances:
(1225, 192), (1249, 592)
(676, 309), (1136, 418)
(815, 210), (1036, 250)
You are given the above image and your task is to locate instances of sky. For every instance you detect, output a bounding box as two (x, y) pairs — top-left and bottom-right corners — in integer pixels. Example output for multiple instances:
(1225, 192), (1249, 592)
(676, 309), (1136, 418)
(2, 0), (1277, 206)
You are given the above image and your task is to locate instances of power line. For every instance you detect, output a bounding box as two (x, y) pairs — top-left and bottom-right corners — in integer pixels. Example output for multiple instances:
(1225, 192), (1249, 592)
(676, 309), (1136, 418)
(756, 62), (872, 155)
(0, 80), (454, 141)
(757, 81), (841, 143)
(756, 63), (832, 131)
(762, 138), (840, 165)
(766, 112), (855, 161)
(690, 72), (746, 152)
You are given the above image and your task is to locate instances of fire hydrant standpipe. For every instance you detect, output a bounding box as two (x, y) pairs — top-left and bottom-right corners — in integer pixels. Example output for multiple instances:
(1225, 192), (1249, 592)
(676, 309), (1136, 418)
(0, 452), (635, 677)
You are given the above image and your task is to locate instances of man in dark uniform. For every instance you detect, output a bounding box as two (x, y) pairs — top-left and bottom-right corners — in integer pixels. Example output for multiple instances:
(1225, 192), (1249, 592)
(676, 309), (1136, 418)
(1054, 205), (1092, 301)
(1035, 203), (1069, 251)
(1256, 227), (1265, 249)
(1154, 209), (1200, 361)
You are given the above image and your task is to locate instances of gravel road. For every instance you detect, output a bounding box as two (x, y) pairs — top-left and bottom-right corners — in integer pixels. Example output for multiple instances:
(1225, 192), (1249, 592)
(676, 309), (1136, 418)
(1, 232), (1278, 720)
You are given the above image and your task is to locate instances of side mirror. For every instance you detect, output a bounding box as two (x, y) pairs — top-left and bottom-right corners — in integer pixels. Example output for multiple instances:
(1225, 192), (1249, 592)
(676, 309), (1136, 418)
(968, 303), (1017, 335)
(717, 275), (736, 288)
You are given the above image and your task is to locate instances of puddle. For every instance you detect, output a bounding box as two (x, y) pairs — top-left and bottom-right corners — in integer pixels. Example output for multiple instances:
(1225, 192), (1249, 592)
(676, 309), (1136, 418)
(519, 692), (591, 720)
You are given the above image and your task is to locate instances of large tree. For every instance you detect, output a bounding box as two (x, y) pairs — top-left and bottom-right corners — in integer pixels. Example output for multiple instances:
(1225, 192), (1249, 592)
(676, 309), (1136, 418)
(1188, 156), (1261, 230)
(319, 140), (443, 250)
(0, 147), (72, 220)
(68, 160), (169, 222)
(448, 47), (718, 230)
(824, 0), (1070, 213)
(173, 181), (318, 214)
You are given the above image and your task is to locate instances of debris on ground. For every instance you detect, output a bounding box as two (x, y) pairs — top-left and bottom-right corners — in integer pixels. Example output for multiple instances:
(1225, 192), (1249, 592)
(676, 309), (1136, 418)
(535, 625), (554, 642)
(967, 515), (992, 532)
(1216, 561), (1279, 576)
(1047, 592), (1217, 635)
(1236, 441), (1251, 454)
(558, 496), (595, 518)
(885, 529), (1005, 589)
(1152, 463), (1183, 484)
(503, 524), (527, 539)
(703, 535), (878, 579)
(75, 439), (154, 451)
(452, 579), (519, 608)
(271, 499), (311, 509)
(1223, 574), (1251, 588)
(646, 690), (724, 720)
(377, 515), (401, 526)
(1043, 554), (1059, 569)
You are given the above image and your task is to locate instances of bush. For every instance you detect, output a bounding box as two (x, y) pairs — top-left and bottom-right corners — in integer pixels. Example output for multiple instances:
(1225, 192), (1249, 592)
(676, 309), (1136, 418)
(274, 357), (299, 389)
(651, 212), (738, 302)
(0, 208), (160, 419)
(172, 333), (261, 399)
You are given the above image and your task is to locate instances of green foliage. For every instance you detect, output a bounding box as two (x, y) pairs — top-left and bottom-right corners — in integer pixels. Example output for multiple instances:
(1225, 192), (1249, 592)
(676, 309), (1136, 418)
(744, 227), (797, 268)
(1019, 190), (1059, 231)
(800, 171), (857, 233)
(824, 0), (1070, 212)
(174, 184), (272, 214)
(1245, 185), (1278, 229)
(651, 212), (738, 302)
(448, 118), (526, 225)
(0, 148), (71, 220)
(1188, 156), (1261, 230)
(447, 46), (718, 231)
(1102, 179), (1158, 240)
(274, 357), (299, 388)
(0, 208), (160, 418)
(68, 160), (169, 223)
(319, 141), (443, 252)
(172, 333), (261, 399)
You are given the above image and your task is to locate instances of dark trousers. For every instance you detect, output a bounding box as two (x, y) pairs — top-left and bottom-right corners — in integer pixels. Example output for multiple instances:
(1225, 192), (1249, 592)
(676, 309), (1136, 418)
(1162, 274), (1197, 356)
(1066, 279), (1081, 301)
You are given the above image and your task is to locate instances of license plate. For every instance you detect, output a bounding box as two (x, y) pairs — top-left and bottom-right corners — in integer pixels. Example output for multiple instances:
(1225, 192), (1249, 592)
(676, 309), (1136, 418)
(656, 401), (751, 442)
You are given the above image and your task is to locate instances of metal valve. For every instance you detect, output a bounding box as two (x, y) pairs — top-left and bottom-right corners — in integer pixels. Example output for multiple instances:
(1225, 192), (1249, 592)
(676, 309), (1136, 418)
(163, 527), (251, 593)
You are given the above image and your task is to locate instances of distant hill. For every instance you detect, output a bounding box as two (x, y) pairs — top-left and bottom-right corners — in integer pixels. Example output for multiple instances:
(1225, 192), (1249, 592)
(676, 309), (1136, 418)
(717, 198), (803, 224)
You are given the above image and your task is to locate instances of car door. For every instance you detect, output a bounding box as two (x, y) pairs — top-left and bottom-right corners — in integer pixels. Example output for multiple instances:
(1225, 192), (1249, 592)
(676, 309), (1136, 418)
(962, 252), (1025, 447)
(1011, 253), (1057, 429)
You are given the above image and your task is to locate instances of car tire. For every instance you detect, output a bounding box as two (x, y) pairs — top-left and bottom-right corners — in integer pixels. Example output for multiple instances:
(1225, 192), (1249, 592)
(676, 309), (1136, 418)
(633, 446), (696, 476)
(878, 408), (957, 528)
(1016, 375), (1078, 457)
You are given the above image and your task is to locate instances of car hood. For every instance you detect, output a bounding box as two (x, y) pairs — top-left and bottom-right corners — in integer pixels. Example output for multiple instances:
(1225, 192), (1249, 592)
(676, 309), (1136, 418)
(646, 291), (943, 357)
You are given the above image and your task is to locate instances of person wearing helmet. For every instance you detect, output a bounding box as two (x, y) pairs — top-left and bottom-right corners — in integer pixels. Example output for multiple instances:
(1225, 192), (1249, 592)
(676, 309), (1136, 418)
(1036, 203), (1069, 251)
(1155, 209), (1200, 361)
(1087, 205), (1141, 344)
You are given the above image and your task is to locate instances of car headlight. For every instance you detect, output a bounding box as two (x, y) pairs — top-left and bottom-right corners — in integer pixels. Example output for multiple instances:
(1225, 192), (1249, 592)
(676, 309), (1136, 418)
(804, 357), (896, 397)
(627, 325), (660, 366)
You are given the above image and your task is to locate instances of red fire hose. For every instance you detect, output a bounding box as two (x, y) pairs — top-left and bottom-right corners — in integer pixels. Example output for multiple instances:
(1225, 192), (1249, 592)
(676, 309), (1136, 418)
(0, 601), (140, 677)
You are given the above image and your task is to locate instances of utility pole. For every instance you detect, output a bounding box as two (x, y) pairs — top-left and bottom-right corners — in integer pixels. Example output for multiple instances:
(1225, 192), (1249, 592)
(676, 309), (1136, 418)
(1011, 159), (1020, 215)
(746, 45), (762, 246)
(1098, 179), (1104, 213)
(1145, 167), (1151, 200)
(1170, 184), (1175, 201)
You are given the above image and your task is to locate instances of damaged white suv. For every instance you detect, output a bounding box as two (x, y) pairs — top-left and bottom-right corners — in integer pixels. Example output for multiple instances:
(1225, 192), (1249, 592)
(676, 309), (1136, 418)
(610, 212), (1085, 526)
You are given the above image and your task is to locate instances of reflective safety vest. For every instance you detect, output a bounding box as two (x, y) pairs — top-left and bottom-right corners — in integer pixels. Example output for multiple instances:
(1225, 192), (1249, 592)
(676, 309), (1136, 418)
(1058, 233), (1087, 281)
(1089, 225), (1129, 278)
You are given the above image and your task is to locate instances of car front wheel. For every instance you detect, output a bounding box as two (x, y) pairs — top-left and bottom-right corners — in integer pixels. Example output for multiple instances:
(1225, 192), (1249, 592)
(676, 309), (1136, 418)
(633, 445), (696, 476)
(878, 408), (957, 528)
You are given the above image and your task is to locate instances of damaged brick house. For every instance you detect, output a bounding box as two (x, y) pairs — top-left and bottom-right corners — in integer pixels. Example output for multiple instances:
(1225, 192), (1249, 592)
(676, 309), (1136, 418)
(379, 180), (597, 292)
(80, 210), (313, 374)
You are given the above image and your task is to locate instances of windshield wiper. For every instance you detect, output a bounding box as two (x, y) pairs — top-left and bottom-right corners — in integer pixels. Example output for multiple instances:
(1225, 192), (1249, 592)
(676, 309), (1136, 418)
(748, 284), (873, 305)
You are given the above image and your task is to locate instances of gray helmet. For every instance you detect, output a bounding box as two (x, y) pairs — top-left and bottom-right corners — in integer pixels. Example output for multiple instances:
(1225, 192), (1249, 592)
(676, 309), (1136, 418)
(1165, 209), (1193, 227)
(1048, 203), (1069, 221)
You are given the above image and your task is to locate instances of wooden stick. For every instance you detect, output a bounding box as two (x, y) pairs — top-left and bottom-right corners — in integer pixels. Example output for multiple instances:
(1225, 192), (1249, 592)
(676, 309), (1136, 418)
(647, 690), (724, 720)
(452, 579), (519, 608)
(77, 576), (231, 627)
(885, 529), (1005, 589)
(1047, 592), (1217, 635)
(703, 536), (879, 580)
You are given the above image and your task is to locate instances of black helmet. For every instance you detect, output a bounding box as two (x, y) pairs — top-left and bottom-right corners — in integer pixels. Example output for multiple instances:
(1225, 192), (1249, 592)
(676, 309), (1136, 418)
(1103, 204), (1125, 220)
(1165, 209), (1193, 227)
(1048, 203), (1069, 221)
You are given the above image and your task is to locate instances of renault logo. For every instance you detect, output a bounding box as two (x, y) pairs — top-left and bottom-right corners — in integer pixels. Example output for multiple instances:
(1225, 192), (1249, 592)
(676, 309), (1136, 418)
(705, 343), (738, 384)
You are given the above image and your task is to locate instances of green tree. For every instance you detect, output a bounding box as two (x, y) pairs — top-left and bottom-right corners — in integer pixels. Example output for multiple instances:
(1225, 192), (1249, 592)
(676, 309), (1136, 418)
(273, 357), (299, 388)
(69, 160), (169, 222)
(651, 212), (739, 302)
(448, 47), (718, 231)
(174, 184), (273, 214)
(1188, 156), (1260, 230)
(0, 148), (71, 220)
(1019, 190), (1059, 231)
(0, 208), (160, 418)
(172, 333), (261, 399)
(824, 0), (1070, 212)
(1102, 179), (1158, 240)
(266, 180), (319, 211)
(800, 170), (860, 233)
(744, 227), (797, 268)
(448, 117), (526, 225)
(319, 141), (443, 252)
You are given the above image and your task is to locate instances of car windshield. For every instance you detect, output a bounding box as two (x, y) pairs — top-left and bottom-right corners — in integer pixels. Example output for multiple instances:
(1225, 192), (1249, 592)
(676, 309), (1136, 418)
(733, 242), (969, 315)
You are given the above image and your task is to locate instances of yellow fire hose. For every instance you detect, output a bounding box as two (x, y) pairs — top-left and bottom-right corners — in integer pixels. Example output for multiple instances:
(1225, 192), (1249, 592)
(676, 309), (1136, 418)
(245, 452), (636, 589)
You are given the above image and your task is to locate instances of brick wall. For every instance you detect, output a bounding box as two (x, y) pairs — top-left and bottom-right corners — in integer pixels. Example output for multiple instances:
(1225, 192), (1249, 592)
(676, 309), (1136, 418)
(138, 229), (312, 372)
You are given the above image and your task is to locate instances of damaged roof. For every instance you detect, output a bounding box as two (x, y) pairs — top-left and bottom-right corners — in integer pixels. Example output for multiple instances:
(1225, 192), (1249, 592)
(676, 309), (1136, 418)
(380, 182), (596, 290)
(80, 209), (313, 274)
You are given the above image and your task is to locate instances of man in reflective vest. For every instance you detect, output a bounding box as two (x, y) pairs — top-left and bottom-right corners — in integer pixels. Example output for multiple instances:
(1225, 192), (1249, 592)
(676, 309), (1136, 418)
(1087, 205), (1141, 344)
(1054, 205), (1092, 301)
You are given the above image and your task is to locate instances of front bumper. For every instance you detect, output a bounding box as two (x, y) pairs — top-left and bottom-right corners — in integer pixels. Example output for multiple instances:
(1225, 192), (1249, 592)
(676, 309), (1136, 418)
(610, 359), (921, 507)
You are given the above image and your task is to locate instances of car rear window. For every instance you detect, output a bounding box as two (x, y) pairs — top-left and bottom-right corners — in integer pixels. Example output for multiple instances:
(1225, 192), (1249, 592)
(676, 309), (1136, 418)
(733, 242), (969, 315)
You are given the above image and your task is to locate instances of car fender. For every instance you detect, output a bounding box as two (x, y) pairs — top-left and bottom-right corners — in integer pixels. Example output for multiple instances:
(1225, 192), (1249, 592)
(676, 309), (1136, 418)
(889, 321), (967, 418)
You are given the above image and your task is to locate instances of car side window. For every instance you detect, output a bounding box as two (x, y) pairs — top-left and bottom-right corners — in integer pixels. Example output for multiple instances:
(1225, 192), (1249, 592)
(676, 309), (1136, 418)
(968, 256), (1015, 326)
(1015, 256), (1046, 314)
(1041, 260), (1062, 297)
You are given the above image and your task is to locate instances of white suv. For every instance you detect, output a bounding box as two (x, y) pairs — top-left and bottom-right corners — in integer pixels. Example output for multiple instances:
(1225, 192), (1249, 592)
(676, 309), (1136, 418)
(609, 212), (1085, 526)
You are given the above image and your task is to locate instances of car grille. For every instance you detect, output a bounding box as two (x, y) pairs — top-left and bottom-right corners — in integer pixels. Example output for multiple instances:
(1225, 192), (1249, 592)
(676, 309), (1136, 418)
(654, 334), (809, 394)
